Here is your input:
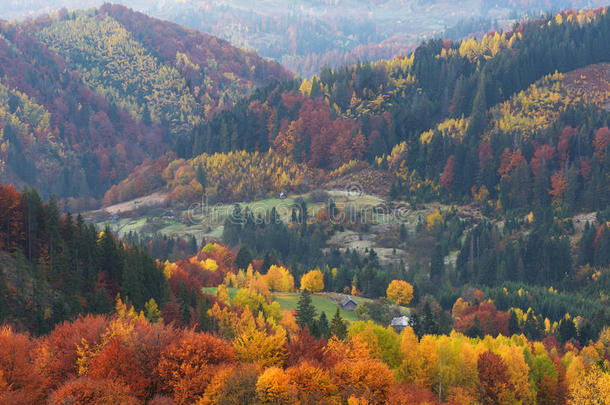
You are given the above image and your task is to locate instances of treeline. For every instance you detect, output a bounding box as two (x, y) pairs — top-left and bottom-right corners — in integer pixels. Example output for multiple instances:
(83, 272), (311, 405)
(122, 231), (199, 262)
(0, 184), (168, 334)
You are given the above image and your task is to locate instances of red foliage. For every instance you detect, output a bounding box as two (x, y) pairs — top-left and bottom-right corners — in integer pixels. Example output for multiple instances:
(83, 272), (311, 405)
(38, 315), (109, 390)
(593, 127), (610, 162)
(498, 149), (527, 179)
(88, 337), (152, 399)
(0, 184), (24, 252)
(478, 142), (493, 168)
(48, 377), (140, 405)
(442, 155), (455, 190)
(477, 351), (514, 405)
(579, 158), (592, 181)
(531, 144), (555, 176)
(388, 383), (440, 405)
(453, 301), (509, 337)
(0, 327), (47, 404)
(156, 330), (235, 403)
(285, 330), (327, 367)
(558, 126), (576, 167)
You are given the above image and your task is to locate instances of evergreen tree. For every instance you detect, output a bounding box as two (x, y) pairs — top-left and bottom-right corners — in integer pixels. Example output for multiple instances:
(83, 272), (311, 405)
(196, 163), (207, 189)
(330, 307), (347, 340)
(430, 244), (444, 282)
(558, 316), (577, 343)
(508, 310), (520, 336)
(235, 245), (253, 270)
(296, 290), (316, 331)
(316, 311), (329, 339)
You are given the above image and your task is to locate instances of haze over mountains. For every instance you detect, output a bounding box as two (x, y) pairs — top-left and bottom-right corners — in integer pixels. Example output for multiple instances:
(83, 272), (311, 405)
(3, 0), (609, 76)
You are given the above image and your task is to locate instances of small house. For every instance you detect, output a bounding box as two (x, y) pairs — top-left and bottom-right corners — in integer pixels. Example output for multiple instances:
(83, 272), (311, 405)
(391, 316), (411, 333)
(340, 296), (358, 311)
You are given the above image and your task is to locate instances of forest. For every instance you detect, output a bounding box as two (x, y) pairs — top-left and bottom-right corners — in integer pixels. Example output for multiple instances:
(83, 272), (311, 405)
(0, 4), (286, 206)
(0, 4), (609, 405)
(1, 184), (610, 404)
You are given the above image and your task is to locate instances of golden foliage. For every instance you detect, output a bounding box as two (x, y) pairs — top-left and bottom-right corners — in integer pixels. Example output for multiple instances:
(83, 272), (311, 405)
(386, 280), (414, 306)
(300, 269), (325, 292)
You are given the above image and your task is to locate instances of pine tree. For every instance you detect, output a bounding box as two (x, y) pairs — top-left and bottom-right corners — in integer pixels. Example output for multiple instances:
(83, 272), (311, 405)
(330, 307), (347, 339)
(296, 290), (316, 331)
(430, 243), (444, 282)
(508, 310), (520, 336)
(235, 245), (253, 270)
(196, 163), (207, 189)
(316, 312), (329, 338)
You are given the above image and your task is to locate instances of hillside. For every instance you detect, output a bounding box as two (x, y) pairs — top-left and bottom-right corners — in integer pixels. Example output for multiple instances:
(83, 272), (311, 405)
(107, 9), (609, 218)
(0, 4), (288, 207)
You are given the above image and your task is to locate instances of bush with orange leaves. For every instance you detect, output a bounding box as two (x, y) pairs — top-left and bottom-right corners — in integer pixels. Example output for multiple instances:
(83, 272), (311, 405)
(325, 336), (396, 404)
(156, 330), (235, 404)
(286, 361), (341, 404)
(76, 309), (178, 402)
(285, 329), (327, 367)
(48, 377), (140, 405)
(256, 366), (297, 404)
(0, 326), (47, 405)
(198, 363), (260, 405)
(36, 315), (109, 391)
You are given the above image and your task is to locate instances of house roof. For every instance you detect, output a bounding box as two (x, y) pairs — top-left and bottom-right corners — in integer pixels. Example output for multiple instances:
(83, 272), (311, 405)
(341, 296), (357, 306)
(391, 316), (410, 326)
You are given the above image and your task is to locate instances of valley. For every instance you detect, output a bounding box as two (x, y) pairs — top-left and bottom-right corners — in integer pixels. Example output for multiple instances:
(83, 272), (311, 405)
(0, 4), (609, 404)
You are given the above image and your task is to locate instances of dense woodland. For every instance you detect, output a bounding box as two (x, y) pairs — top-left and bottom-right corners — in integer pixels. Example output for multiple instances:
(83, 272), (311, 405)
(1, 184), (610, 403)
(0, 4), (287, 206)
(1, 5), (610, 405)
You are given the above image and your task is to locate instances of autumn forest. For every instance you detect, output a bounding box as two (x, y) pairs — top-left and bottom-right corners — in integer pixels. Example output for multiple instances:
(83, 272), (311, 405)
(0, 2), (610, 405)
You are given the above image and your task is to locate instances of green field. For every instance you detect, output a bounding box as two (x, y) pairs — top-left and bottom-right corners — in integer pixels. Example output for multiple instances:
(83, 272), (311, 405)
(201, 287), (363, 323)
(272, 292), (363, 323)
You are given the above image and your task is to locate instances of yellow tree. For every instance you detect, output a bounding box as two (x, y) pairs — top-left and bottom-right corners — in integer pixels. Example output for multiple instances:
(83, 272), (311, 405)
(233, 326), (287, 368)
(264, 265), (295, 292)
(256, 366), (297, 404)
(386, 280), (413, 306)
(300, 269), (325, 292)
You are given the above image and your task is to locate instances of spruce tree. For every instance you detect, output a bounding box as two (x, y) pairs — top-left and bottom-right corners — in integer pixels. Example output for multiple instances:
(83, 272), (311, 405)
(330, 307), (347, 339)
(508, 310), (520, 336)
(235, 245), (253, 270)
(296, 290), (316, 331)
(430, 243), (444, 282)
(317, 312), (329, 338)
(196, 163), (207, 189)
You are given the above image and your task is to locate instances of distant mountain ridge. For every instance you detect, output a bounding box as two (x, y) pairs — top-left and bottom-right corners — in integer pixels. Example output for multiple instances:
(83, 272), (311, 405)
(0, 4), (289, 208)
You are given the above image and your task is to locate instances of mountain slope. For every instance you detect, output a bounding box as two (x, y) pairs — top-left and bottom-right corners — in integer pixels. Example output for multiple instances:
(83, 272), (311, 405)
(0, 5), (289, 206)
(105, 9), (609, 216)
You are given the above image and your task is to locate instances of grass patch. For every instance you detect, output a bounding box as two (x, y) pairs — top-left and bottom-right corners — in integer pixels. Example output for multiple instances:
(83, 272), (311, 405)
(200, 287), (362, 323)
(272, 292), (361, 323)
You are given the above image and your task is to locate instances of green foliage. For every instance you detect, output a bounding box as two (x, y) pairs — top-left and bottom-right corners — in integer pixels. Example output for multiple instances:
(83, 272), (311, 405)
(296, 290), (316, 331)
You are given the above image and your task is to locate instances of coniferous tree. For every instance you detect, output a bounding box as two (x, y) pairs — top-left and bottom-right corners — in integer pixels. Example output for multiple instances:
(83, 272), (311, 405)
(235, 245), (253, 270)
(508, 310), (520, 336)
(296, 290), (316, 331)
(196, 163), (207, 189)
(330, 307), (347, 340)
(316, 312), (329, 339)
(430, 244), (444, 282)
